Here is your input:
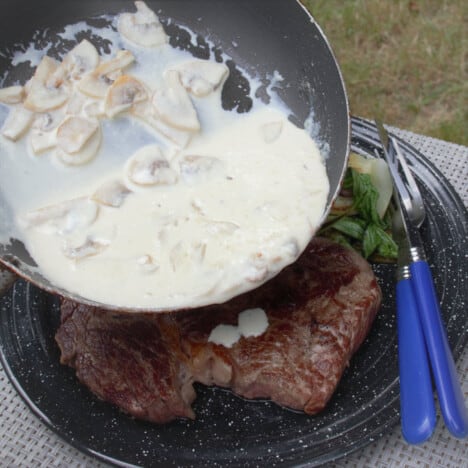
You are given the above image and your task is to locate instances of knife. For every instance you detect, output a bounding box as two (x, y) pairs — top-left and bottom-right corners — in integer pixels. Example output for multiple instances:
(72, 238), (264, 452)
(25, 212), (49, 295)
(376, 120), (468, 440)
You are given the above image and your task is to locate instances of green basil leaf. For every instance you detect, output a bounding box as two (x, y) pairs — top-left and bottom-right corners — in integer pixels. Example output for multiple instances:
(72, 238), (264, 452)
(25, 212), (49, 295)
(363, 223), (398, 259)
(320, 167), (398, 262)
(329, 216), (367, 241)
(376, 228), (398, 258)
(351, 169), (385, 228)
(362, 223), (380, 258)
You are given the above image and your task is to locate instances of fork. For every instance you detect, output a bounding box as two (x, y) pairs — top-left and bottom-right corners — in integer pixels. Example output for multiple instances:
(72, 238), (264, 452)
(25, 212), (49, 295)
(375, 121), (468, 440)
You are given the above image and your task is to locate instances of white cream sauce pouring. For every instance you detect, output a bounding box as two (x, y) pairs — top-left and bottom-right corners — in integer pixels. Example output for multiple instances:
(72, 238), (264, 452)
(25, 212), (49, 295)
(0, 2), (329, 310)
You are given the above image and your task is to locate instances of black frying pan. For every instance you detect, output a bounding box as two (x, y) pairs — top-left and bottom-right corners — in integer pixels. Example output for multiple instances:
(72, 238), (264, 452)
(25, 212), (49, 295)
(0, 0), (350, 311)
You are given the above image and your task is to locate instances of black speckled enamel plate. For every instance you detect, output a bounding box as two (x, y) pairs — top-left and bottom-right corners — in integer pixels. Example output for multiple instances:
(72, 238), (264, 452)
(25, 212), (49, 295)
(0, 119), (467, 467)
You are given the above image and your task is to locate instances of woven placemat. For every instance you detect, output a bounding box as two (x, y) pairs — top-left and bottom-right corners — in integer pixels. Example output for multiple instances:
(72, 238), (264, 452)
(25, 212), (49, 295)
(1, 127), (467, 468)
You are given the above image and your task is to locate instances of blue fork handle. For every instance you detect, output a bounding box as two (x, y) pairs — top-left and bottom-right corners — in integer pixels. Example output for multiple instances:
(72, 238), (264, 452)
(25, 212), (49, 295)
(410, 260), (468, 438)
(397, 277), (436, 443)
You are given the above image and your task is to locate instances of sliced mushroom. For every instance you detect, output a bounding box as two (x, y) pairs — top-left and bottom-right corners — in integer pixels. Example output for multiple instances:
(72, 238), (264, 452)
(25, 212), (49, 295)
(190, 198), (206, 216)
(23, 78), (33, 95)
(244, 260), (268, 283)
(172, 60), (229, 97)
(118, 1), (168, 47)
(261, 121), (283, 143)
(65, 92), (86, 115)
(170, 241), (206, 271)
(92, 180), (132, 207)
(56, 116), (99, 154)
(20, 197), (99, 233)
(55, 39), (100, 83)
(0, 85), (25, 104)
(63, 236), (109, 260)
(23, 56), (69, 112)
(104, 75), (148, 118)
(152, 70), (200, 132)
(179, 155), (223, 183)
(132, 100), (193, 148)
(274, 239), (300, 263)
(83, 100), (106, 118)
(31, 56), (58, 82)
(33, 111), (63, 132)
(1, 105), (34, 141)
(77, 72), (112, 98)
(28, 110), (64, 154)
(30, 129), (57, 154)
(203, 220), (239, 236)
(56, 126), (102, 166)
(125, 144), (178, 186)
(61, 201), (100, 234)
(95, 50), (135, 76)
(47, 42), (98, 89)
(156, 216), (178, 244)
(78, 50), (135, 98)
(152, 116), (193, 148)
(136, 254), (159, 273)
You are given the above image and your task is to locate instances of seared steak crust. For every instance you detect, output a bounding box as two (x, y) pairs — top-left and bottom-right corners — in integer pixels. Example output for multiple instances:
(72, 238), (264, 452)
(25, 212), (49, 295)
(56, 238), (381, 423)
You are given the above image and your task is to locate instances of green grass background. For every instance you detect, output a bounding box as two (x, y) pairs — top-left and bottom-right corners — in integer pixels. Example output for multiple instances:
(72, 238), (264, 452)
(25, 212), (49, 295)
(302, 0), (467, 145)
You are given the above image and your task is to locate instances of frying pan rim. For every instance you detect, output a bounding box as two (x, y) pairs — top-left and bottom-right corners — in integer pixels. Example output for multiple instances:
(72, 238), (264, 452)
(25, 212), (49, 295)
(0, 0), (350, 313)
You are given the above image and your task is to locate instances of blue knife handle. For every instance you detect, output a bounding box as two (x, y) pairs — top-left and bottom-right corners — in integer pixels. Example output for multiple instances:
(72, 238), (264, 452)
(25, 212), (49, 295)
(410, 260), (468, 438)
(397, 277), (436, 443)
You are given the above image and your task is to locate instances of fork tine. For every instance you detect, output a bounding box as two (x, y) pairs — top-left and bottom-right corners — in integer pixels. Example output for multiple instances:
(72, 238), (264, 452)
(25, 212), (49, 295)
(380, 151), (414, 215)
(392, 137), (424, 207)
(373, 122), (414, 215)
(391, 137), (426, 226)
(392, 138), (416, 193)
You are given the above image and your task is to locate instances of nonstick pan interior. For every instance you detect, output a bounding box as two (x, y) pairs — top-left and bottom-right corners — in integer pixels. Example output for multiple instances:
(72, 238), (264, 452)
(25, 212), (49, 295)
(0, 0), (350, 310)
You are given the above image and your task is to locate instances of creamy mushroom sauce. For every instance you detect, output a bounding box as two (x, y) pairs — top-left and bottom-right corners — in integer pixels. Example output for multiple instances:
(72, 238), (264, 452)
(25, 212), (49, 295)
(208, 308), (269, 348)
(0, 2), (329, 310)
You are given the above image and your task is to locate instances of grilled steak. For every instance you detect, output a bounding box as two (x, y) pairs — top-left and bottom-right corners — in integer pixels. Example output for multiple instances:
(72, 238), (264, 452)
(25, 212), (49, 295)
(56, 238), (381, 423)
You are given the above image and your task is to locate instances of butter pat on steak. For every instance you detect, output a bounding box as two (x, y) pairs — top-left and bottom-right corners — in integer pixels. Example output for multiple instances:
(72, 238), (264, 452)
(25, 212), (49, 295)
(55, 238), (382, 423)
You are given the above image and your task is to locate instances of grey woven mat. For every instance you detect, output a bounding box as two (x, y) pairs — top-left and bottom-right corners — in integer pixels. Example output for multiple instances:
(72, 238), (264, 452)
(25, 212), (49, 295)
(1, 127), (467, 467)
